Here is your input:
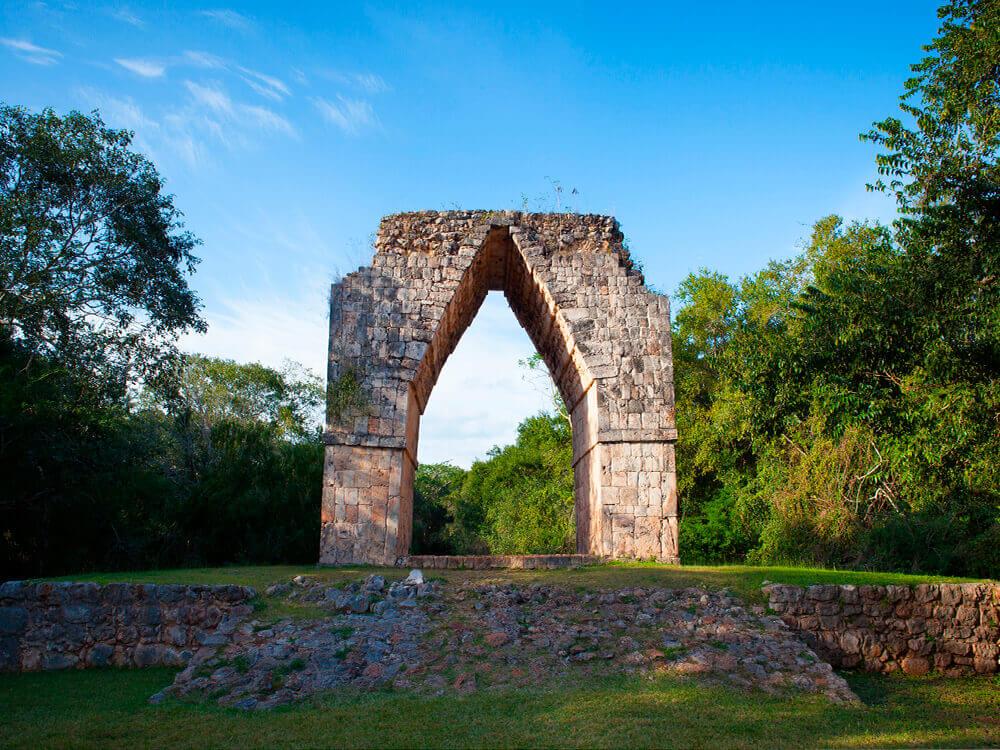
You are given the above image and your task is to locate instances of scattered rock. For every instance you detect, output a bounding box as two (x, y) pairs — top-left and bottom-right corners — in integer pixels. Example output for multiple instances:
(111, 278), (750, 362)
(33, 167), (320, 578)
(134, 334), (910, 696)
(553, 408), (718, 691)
(901, 656), (931, 676)
(405, 570), (425, 585)
(484, 632), (509, 648)
(139, 576), (860, 709)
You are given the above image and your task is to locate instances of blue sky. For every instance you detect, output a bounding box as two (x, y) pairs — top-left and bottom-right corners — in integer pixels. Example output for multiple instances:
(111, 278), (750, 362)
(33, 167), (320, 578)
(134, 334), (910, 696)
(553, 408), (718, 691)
(2, 1), (942, 465)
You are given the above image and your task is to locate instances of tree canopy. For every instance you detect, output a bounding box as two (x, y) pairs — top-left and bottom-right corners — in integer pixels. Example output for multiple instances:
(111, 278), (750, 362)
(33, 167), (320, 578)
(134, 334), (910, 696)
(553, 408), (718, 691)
(0, 105), (203, 390)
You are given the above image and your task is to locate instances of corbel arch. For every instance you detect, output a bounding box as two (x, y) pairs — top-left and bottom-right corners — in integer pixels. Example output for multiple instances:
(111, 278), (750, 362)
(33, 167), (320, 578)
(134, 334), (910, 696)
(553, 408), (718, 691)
(320, 211), (678, 566)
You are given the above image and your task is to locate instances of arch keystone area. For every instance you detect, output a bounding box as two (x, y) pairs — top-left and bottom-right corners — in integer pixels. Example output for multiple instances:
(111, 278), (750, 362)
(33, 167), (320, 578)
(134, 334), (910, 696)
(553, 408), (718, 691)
(320, 211), (679, 566)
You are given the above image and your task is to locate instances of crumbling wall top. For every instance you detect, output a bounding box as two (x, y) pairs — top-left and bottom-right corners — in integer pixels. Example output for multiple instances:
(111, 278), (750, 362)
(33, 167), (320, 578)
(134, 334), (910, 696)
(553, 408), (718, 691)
(373, 210), (633, 267)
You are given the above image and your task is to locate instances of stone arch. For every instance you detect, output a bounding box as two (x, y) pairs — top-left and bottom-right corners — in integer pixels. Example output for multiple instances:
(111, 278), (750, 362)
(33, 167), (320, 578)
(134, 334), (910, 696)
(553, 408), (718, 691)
(320, 211), (678, 566)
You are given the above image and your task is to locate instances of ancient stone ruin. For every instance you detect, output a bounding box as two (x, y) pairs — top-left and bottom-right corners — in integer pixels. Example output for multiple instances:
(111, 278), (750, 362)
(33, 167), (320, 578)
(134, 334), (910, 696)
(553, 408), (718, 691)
(321, 211), (678, 566)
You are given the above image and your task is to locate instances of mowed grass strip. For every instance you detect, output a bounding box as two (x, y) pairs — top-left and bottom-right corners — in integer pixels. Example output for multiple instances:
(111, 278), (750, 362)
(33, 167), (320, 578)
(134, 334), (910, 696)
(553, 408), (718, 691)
(1, 667), (999, 749)
(43, 562), (984, 604)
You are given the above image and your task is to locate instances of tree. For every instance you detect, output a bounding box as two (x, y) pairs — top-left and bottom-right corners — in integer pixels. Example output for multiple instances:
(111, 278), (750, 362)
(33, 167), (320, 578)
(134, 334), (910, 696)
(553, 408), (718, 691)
(144, 355), (324, 442)
(411, 462), (465, 554)
(0, 105), (204, 390)
(446, 412), (574, 554)
(862, 0), (1000, 385)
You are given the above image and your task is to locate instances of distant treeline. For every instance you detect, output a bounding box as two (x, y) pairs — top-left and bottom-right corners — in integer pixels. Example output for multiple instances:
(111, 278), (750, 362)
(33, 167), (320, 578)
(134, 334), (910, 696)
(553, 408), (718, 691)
(0, 345), (324, 577)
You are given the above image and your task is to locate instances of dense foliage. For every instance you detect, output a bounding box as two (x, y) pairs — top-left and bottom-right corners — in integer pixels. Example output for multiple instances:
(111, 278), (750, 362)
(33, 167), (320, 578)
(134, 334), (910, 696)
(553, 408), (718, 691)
(412, 411), (574, 555)
(676, 0), (1000, 576)
(0, 344), (324, 577)
(0, 106), (323, 577)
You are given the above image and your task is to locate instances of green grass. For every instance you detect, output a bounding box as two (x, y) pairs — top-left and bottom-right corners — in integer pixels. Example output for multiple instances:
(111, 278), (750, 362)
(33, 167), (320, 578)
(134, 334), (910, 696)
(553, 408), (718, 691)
(1, 667), (998, 748)
(43, 562), (984, 605)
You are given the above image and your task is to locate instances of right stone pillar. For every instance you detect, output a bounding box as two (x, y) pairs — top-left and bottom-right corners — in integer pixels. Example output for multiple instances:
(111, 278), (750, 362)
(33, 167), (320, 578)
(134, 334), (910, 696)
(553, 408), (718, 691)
(570, 383), (678, 562)
(597, 440), (678, 561)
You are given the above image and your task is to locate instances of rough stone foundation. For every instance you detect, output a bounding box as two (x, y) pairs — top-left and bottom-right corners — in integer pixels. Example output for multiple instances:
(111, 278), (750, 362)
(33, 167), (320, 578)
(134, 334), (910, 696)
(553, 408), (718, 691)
(764, 582), (1000, 675)
(0, 580), (254, 673)
(322, 211), (678, 566)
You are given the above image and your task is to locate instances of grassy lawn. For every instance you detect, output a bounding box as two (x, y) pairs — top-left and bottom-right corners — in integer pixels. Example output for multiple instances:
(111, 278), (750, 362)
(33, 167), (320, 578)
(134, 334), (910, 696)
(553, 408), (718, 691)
(1, 666), (998, 749)
(44, 561), (984, 605)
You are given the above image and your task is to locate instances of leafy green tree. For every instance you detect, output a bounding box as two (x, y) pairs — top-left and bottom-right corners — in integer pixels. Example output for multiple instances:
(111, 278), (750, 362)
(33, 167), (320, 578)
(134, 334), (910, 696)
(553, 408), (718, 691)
(446, 412), (574, 554)
(169, 420), (321, 566)
(411, 462), (465, 554)
(0, 105), (203, 389)
(144, 355), (324, 441)
(863, 0), (1000, 388)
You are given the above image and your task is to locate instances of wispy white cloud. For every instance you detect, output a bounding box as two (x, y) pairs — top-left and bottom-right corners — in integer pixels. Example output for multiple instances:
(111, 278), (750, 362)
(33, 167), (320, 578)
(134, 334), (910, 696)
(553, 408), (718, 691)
(239, 104), (296, 137)
(183, 80), (232, 113)
(77, 88), (158, 133)
(321, 70), (390, 94)
(199, 8), (254, 31)
(180, 53), (291, 102)
(236, 66), (290, 101)
(1, 37), (62, 66)
(183, 49), (227, 69)
(180, 79), (297, 140)
(355, 73), (389, 94)
(312, 95), (377, 135)
(110, 8), (144, 27)
(78, 79), (294, 170)
(115, 57), (166, 77)
(73, 88), (204, 169)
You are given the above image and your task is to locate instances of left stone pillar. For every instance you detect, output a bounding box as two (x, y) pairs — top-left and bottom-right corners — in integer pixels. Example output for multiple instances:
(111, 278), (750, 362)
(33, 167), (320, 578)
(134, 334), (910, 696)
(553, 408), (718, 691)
(319, 443), (414, 566)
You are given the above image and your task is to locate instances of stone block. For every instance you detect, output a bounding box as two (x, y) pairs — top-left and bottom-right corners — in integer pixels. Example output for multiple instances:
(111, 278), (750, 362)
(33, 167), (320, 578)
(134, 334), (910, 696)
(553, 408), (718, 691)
(901, 656), (931, 676)
(0, 607), (29, 634)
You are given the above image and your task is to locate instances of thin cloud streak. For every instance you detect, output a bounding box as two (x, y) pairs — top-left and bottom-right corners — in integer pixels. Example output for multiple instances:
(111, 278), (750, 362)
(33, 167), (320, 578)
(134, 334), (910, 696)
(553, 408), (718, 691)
(320, 70), (391, 94)
(236, 66), (290, 100)
(312, 95), (377, 135)
(115, 57), (166, 77)
(199, 9), (254, 31)
(184, 80), (232, 113)
(240, 104), (297, 137)
(1, 37), (62, 65)
(183, 50), (227, 69)
(179, 80), (297, 141)
(110, 8), (145, 27)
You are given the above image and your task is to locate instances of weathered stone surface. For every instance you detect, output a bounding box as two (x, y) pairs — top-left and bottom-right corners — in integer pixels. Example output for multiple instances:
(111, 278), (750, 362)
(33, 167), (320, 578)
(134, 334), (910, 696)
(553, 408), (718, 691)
(153, 573), (857, 710)
(901, 656), (931, 676)
(764, 582), (1000, 677)
(321, 211), (678, 566)
(0, 607), (29, 634)
(0, 581), (255, 674)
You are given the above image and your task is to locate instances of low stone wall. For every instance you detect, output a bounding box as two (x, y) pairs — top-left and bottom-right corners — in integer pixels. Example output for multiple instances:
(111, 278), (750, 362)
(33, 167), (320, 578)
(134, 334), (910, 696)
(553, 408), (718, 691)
(764, 582), (1000, 676)
(399, 554), (601, 570)
(0, 580), (255, 673)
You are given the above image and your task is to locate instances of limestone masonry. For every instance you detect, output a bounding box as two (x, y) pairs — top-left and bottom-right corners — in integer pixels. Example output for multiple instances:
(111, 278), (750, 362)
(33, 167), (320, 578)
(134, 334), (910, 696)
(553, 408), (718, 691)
(0, 580), (254, 673)
(764, 582), (1000, 676)
(321, 211), (679, 566)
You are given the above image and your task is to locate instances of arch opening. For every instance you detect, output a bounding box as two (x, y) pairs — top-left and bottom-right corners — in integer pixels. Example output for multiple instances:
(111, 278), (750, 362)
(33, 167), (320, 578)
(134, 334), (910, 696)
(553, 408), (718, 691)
(402, 227), (601, 556)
